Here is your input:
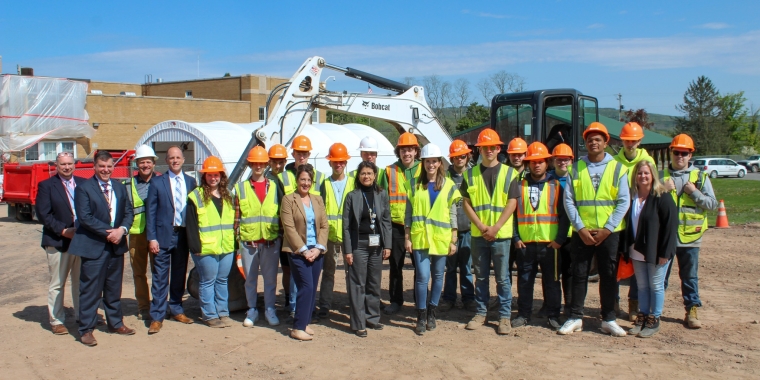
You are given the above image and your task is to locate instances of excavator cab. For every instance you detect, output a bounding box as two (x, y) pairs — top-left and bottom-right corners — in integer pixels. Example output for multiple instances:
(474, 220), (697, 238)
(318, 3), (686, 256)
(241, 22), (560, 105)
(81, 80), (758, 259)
(490, 89), (598, 161)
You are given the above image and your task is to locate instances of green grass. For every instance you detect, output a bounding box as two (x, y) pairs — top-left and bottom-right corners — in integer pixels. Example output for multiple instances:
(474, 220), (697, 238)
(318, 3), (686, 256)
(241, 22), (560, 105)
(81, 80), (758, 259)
(707, 178), (760, 225)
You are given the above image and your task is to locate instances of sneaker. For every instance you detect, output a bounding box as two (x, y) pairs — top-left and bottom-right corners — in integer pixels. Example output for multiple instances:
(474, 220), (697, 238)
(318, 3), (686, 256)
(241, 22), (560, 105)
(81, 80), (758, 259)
(557, 318), (583, 335)
(547, 317), (561, 331)
(463, 299), (478, 313)
(498, 318), (512, 335)
(438, 299), (455, 312)
(638, 315), (660, 338)
(384, 303), (401, 315)
(601, 320), (626, 337)
(628, 313), (646, 336)
(244, 309), (259, 327)
(685, 306), (702, 329)
(465, 314), (486, 330)
(511, 315), (529, 328)
(243, 317), (255, 328)
(265, 308), (280, 326)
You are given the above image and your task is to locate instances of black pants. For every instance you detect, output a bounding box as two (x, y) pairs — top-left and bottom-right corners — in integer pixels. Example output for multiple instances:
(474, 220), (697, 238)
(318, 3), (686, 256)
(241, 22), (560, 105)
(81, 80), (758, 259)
(346, 239), (383, 331)
(516, 243), (562, 318)
(568, 232), (620, 321)
(388, 223), (414, 305)
(559, 238), (573, 313)
(78, 247), (124, 335)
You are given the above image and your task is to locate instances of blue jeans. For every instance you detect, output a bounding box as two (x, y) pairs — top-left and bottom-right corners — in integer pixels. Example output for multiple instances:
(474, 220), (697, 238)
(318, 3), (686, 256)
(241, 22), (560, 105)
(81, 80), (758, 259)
(471, 237), (512, 319)
(412, 250), (447, 309)
(442, 231), (475, 303)
(191, 253), (233, 321)
(632, 259), (669, 318)
(664, 247), (702, 310)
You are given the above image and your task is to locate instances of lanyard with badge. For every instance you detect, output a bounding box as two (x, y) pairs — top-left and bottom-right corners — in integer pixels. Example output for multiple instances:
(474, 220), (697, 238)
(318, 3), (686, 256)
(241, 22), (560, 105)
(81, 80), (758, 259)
(362, 192), (380, 247)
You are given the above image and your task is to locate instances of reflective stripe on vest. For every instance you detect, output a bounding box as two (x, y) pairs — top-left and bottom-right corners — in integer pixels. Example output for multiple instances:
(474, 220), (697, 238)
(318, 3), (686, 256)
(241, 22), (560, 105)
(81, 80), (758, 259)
(235, 179), (280, 242)
(465, 164), (516, 239)
(386, 163), (421, 224)
(571, 160), (627, 232)
(124, 177), (146, 234)
(324, 176), (355, 243)
(516, 179), (560, 243)
(409, 178), (461, 255)
(188, 188), (235, 255)
(663, 169), (708, 243)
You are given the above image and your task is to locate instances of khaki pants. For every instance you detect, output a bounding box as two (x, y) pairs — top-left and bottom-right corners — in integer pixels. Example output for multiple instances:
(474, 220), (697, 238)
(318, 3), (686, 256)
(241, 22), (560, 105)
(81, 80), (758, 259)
(45, 246), (80, 326)
(318, 240), (343, 311)
(129, 232), (155, 311)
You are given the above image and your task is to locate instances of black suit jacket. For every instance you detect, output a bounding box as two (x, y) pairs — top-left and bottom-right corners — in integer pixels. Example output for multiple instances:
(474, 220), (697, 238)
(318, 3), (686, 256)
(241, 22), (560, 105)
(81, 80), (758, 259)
(35, 174), (86, 252)
(622, 192), (678, 264)
(68, 176), (134, 259)
(342, 188), (392, 254)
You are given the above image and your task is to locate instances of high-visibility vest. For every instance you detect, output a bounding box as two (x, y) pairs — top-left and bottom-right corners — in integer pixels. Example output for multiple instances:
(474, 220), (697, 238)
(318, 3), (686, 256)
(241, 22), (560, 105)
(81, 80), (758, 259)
(323, 175), (355, 242)
(663, 169), (708, 244)
(123, 177), (146, 235)
(188, 188), (235, 255)
(571, 160), (627, 232)
(465, 164), (517, 239)
(385, 163), (421, 224)
(409, 178), (461, 255)
(614, 149), (656, 187)
(279, 169), (324, 196)
(516, 179), (560, 243)
(235, 179), (280, 242)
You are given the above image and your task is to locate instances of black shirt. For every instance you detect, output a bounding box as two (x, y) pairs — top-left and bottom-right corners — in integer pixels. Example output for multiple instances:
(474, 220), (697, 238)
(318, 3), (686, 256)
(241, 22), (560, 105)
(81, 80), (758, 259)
(358, 185), (376, 235)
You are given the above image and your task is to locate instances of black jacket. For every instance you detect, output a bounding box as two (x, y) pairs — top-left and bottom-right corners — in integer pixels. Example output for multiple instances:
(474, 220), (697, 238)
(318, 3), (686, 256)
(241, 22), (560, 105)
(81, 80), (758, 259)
(35, 174), (86, 252)
(622, 192), (678, 264)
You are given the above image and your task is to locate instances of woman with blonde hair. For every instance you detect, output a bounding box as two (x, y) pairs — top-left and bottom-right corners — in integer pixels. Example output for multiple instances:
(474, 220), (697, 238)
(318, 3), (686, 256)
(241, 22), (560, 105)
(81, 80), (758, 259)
(623, 160), (677, 338)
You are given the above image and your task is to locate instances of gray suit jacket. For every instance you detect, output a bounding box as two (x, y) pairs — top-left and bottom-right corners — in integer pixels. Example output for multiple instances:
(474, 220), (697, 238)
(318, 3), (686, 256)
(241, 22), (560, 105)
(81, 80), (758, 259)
(342, 188), (392, 254)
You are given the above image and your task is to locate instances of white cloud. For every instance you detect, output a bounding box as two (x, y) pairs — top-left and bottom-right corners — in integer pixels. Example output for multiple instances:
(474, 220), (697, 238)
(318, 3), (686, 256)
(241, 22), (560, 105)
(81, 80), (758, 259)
(698, 22), (731, 30)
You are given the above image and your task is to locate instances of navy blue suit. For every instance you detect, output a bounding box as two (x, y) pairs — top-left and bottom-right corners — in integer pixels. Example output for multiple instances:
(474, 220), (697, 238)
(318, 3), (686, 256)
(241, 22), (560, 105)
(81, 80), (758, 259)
(68, 176), (133, 335)
(36, 174), (86, 252)
(146, 171), (197, 321)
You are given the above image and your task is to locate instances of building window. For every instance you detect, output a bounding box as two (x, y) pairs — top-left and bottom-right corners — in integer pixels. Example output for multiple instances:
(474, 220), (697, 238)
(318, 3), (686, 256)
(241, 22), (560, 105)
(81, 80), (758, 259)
(24, 141), (77, 161)
(185, 90), (193, 98)
(259, 107), (266, 121)
(311, 109), (319, 123)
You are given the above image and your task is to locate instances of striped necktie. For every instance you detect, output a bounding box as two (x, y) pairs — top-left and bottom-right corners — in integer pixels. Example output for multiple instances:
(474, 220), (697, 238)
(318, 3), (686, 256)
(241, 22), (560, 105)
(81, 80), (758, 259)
(174, 176), (183, 226)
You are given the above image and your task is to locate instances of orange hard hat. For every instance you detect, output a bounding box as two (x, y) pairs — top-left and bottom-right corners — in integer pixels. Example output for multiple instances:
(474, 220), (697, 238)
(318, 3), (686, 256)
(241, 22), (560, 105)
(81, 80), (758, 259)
(199, 156), (225, 173)
(583, 122), (610, 142)
(326, 142), (351, 161)
(246, 146), (269, 163)
(475, 128), (504, 146)
(507, 137), (528, 154)
(291, 135), (312, 152)
(448, 139), (472, 157)
(670, 134), (695, 152)
(524, 142), (552, 161)
(620, 122), (645, 140)
(397, 132), (419, 147)
(268, 144), (288, 159)
(552, 143), (574, 158)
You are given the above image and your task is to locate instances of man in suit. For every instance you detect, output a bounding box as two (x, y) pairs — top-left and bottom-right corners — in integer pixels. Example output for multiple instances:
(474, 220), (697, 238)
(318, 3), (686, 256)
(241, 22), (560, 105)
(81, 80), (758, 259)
(68, 151), (135, 346)
(146, 146), (197, 334)
(36, 151), (86, 335)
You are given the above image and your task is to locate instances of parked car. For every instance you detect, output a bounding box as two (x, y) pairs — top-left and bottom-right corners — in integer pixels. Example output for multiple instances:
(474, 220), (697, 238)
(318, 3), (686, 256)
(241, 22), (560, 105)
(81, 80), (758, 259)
(737, 155), (760, 173)
(692, 158), (747, 179)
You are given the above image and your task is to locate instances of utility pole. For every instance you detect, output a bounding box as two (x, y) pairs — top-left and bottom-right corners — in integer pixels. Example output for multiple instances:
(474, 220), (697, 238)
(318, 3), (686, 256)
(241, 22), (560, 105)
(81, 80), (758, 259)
(616, 93), (623, 121)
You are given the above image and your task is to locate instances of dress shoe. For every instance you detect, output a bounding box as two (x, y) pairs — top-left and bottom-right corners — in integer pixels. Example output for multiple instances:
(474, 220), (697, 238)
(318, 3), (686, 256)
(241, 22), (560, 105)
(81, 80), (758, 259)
(171, 314), (194, 324)
(51, 324), (67, 335)
(108, 325), (136, 335)
(290, 329), (313, 341)
(355, 329), (367, 338)
(366, 322), (384, 330)
(304, 325), (315, 335)
(80, 331), (97, 346)
(148, 321), (162, 334)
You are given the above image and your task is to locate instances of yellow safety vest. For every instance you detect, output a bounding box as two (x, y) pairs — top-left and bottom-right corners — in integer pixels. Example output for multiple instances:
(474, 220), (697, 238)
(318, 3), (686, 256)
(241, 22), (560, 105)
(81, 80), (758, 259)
(614, 149), (656, 187)
(465, 164), (517, 239)
(188, 188), (235, 255)
(279, 169), (324, 196)
(663, 169), (708, 244)
(235, 179), (280, 242)
(571, 160), (627, 232)
(323, 175), (355, 242)
(385, 163), (421, 225)
(409, 178), (461, 255)
(123, 177), (146, 235)
(516, 179), (560, 243)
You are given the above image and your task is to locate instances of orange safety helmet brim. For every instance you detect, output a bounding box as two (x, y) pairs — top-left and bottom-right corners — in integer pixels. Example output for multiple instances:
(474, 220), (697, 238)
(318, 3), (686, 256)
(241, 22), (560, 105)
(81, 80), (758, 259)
(326, 142), (351, 161)
(507, 137), (528, 154)
(475, 128), (504, 146)
(291, 135), (313, 152)
(583, 121), (610, 142)
(246, 146), (269, 163)
(524, 142), (552, 161)
(199, 156), (225, 173)
(268, 144), (288, 159)
(670, 134), (695, 152)
(397, 132), (419, 147)
(551, 143), (574, 159)
(448, 139), (472, 157)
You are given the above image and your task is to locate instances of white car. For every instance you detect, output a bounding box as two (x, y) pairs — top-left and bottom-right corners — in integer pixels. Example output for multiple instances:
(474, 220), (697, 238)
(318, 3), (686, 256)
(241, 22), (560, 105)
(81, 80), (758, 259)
(693, 158), (747, 178)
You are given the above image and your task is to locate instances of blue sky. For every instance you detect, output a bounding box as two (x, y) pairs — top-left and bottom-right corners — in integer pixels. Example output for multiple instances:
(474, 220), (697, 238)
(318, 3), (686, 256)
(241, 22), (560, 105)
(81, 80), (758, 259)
(2, 0), (759, 115)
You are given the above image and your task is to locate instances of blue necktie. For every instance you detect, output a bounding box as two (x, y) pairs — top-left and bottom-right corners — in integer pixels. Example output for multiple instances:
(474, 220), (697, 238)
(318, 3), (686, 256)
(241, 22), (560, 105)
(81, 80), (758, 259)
(174, 176), (183, 226)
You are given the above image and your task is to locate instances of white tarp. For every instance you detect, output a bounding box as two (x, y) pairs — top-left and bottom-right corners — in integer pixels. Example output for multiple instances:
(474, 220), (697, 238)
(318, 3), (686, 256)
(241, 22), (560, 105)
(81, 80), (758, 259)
(0, 75), (94, 152)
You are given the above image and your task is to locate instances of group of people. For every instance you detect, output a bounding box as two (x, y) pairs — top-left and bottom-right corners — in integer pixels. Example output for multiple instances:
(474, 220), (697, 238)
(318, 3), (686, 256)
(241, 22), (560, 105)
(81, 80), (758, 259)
(36, 120), (716, 345)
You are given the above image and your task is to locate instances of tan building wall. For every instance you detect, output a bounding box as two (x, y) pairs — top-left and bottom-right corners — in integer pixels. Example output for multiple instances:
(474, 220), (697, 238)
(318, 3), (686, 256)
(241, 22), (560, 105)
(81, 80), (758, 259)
(88, 81), (142, 95)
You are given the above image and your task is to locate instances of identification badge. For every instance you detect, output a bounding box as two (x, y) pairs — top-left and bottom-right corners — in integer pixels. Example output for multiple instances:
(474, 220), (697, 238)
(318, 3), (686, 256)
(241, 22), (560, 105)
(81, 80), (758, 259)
(368, 234), (380, 247)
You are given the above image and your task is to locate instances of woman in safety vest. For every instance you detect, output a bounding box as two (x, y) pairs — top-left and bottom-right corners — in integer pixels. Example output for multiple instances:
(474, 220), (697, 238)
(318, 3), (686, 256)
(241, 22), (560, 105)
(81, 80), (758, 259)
(186, 156), (235, 328)
(404, 143), (461, 335)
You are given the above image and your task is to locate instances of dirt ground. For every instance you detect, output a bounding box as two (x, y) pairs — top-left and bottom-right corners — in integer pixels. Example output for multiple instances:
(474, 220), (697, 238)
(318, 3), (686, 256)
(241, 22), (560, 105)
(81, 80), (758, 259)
(1, 207), (759, 380)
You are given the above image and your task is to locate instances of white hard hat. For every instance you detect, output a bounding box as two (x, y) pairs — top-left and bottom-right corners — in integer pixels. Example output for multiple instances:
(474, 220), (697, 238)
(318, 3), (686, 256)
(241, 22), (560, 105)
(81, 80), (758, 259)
(134, 145), (158, 161)
(358, 136), (379, 152)
(420, 143), (443, 159)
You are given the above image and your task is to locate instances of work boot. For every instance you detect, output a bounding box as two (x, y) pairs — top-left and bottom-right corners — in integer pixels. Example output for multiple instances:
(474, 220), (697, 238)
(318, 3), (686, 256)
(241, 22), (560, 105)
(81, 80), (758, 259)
(638, 315), (660, 338)
(465, 314), (486, 330)
(628, 313), (646, 336)
(426, 305), (437, 331)
(685, 306), (702, 329)
(498, 318), (512, 335)
(438, 299), (454, 312)
(628, 300), (639, 322)
(415, 309), (427, 335)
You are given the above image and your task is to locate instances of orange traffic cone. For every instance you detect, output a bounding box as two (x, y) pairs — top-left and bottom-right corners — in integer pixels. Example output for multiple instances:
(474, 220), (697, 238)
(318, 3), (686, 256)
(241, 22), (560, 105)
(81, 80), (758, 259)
(715, 200), (729, 228)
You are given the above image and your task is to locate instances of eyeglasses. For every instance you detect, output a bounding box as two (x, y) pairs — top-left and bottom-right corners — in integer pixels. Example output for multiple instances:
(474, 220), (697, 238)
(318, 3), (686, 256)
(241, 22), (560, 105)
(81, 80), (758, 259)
(57, 152), (73, 157)
(451, 155), (468, 160)
(555, 157), (572, 163)
(671, 150), (690, 157)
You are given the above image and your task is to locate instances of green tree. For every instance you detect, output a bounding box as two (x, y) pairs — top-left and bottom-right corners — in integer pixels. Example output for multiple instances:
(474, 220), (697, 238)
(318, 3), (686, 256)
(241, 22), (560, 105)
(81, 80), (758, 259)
(456, 102), (490, 132)
(719, 92), (760, 153)
(674, 76), (730, 154)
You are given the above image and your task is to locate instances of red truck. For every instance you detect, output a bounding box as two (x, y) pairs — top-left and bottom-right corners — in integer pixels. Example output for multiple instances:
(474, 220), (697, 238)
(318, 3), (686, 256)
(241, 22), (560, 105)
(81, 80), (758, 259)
(2, 150), (135, 221)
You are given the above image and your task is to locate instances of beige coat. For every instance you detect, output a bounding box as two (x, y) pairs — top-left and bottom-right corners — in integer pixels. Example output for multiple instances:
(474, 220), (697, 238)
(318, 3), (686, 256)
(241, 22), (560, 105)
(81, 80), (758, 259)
(280, 192), (329, 253)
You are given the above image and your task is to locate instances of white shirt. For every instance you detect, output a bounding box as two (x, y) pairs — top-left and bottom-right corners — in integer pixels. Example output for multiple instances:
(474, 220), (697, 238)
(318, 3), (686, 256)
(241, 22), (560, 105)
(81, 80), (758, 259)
(97, 178), (118, 229)
(629, 197), (646, 262)
(168, 170), (187, 226)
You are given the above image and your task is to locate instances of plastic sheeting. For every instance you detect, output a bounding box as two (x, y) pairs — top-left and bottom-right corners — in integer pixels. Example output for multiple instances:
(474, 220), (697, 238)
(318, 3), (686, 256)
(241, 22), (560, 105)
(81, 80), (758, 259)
(0, 75), (94, 152)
